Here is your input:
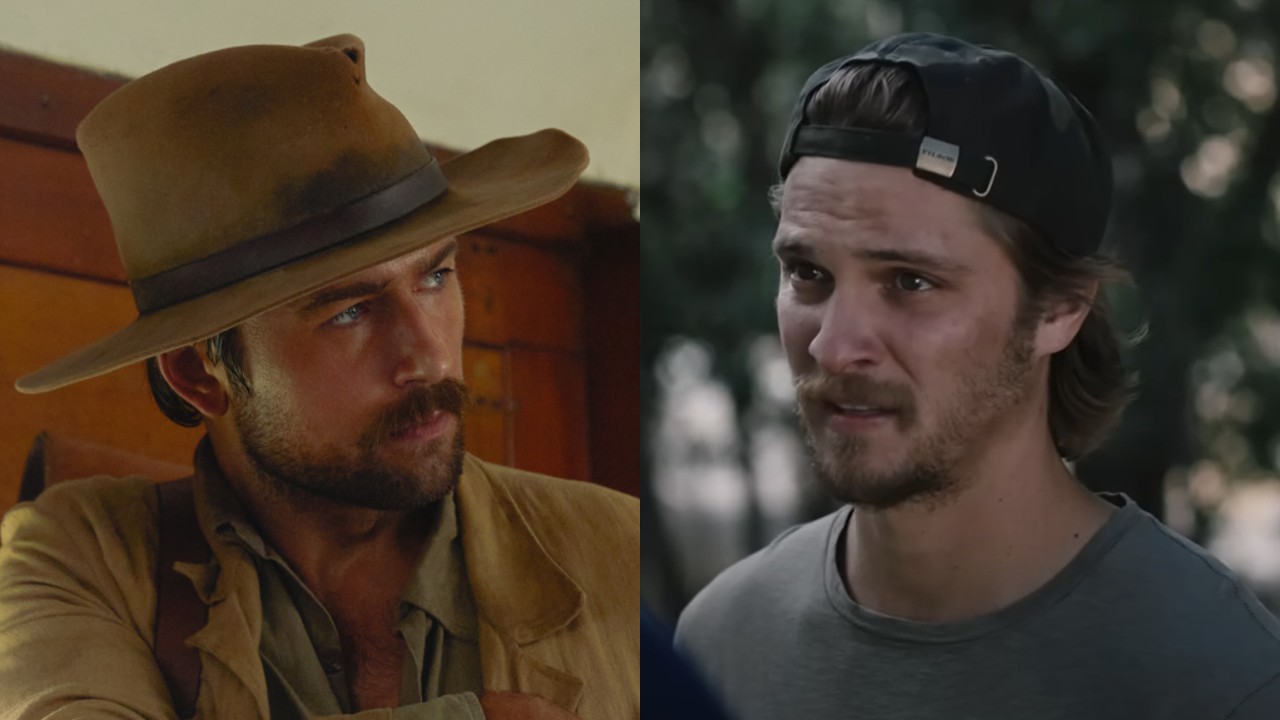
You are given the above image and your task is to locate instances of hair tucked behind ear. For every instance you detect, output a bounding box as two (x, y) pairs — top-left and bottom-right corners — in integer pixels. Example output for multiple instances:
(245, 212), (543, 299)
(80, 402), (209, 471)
(975, 207), (1137, 459)
(147, 327), (251, 427)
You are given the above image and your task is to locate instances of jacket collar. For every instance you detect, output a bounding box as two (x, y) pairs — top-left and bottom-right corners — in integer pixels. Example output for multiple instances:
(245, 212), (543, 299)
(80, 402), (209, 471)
(175, 439), (587, 715)
(187, 439), (585, 642)
(179, 438), (271, 719)
(454, 454), (584, 645)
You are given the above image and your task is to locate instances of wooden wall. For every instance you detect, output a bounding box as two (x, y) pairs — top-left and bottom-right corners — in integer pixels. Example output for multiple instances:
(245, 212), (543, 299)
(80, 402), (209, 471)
(0, 48), (639, 516)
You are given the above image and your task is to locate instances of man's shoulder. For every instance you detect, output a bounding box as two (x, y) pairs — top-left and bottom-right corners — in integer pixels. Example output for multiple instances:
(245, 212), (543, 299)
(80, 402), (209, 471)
(678, 508), (844, 647)
(462, 453), (639, 523)
(2, 474), (160, 546)
(460, 455), (639, 638)
(696, 508), (841, 603)
(0, 475), (162, 650)
(1104, 510), (1280, 657)
(460, 454), (638, 581)
(1052, 506), (1280, 719)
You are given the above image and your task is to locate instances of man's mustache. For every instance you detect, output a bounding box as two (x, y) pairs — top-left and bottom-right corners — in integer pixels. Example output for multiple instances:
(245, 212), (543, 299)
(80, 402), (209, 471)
(794, 372), (916, 422)
(360, 378), (470, 450)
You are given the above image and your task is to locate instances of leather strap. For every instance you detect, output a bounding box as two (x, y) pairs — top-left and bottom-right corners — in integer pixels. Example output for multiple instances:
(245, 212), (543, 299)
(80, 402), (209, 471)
(130, 159), (449, 313)
(155, 478), (211, 719)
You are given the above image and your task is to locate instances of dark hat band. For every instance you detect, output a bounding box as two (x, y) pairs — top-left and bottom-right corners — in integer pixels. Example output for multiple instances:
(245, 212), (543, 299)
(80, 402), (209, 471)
(130, 158), (448, 314)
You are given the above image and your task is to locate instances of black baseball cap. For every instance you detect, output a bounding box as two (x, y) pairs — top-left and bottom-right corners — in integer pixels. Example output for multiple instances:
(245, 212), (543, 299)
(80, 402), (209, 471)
(778, 33), (1112, 257)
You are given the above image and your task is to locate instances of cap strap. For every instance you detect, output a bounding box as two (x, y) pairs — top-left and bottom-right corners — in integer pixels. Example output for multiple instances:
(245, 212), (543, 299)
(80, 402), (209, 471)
(793, 125), (1002, 199)
(129, 159), (449, 314)
(792, 126), (920, 169)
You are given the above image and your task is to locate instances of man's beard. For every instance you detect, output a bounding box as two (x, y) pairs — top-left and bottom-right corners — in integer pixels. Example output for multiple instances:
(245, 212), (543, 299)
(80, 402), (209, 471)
(795, 319), (1035, 511)
(232, 379), (470, 510)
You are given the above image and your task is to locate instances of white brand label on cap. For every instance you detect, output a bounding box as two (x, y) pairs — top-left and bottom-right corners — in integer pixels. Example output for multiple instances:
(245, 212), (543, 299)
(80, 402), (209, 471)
(916, 137), (959, 178)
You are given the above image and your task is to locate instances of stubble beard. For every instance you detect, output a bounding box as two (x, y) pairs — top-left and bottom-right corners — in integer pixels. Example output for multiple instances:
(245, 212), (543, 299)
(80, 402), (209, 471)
(232, 379), (470, 511)
(797, 317), (1036, 511)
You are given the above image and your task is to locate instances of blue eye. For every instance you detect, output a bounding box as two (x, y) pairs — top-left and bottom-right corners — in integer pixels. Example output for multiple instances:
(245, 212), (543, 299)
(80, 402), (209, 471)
(329, 304), (365, 327)
(423, 267), (454, 289)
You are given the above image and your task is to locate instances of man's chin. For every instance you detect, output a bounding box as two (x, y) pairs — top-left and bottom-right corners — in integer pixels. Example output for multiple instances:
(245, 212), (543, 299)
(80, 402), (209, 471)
(811, 435), (900, 478)
(364, 431), (467, 506)
(250, 432), (468, 511)
(810, 443), (947, 510)
(316, 461), (461, 511)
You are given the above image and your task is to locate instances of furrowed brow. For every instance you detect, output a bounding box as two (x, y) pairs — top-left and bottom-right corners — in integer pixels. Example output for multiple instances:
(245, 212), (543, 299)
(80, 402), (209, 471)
(298, 279), (389, 317)
(856, 248), (969, 274)
(771, 236), (814, 259)
(297, 238), (461, 318)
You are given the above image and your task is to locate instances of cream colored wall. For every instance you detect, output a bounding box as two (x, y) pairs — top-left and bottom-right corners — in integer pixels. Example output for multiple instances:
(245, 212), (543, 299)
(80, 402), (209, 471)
(0, 0), (637, 189)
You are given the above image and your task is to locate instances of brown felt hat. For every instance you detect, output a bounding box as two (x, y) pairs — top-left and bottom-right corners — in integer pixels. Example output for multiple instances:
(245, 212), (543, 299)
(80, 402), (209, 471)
(16, 34), (588, 394)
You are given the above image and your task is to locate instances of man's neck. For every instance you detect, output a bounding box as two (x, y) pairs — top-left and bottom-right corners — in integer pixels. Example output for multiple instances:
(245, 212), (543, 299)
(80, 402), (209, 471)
(840, 415), (1115, 624)
(206, 432), (430, 617)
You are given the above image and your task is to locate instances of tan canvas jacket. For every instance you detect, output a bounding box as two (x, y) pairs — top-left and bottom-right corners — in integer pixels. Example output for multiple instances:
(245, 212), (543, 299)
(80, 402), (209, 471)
(0, 452), (640, 719)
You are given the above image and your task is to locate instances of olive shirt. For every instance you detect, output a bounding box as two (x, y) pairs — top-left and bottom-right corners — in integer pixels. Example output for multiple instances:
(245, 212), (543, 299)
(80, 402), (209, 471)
(194, 442), (485, 717)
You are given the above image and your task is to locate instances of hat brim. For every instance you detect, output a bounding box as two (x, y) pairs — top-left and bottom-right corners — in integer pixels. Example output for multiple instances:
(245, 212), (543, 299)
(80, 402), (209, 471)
(16, 128), (588, 394)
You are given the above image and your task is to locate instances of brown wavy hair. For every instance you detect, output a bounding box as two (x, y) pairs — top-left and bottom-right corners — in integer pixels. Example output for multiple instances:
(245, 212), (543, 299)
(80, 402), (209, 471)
(775, 63), (1136, 459)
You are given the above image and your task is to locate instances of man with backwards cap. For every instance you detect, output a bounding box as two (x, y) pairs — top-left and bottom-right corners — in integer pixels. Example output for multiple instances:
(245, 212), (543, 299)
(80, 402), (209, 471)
(0, 36), (638, 719)
(676, 33), (1280, 720)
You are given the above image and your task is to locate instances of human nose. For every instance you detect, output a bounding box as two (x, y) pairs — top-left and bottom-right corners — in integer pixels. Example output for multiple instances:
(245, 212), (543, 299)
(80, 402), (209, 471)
(389, 294), (451, 386)
(807, 286), (883, 375)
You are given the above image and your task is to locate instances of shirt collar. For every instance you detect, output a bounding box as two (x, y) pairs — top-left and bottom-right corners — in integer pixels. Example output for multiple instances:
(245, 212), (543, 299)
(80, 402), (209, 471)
(400, 489), (478, 638)
(194, 436), (478, 639)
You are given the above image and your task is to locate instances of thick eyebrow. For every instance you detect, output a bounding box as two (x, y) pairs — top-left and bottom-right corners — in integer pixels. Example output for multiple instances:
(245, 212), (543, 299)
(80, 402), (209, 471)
(299, 280), (387, 317)
(772, 236), (813, 259)
(771, 236), (968, 275)
(297, 239), (459, 317)
(855, 248), (970, 275)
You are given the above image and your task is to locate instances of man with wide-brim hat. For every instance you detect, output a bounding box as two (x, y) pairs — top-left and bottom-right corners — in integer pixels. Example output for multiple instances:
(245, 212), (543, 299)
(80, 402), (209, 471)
(0, 35), (638, 720)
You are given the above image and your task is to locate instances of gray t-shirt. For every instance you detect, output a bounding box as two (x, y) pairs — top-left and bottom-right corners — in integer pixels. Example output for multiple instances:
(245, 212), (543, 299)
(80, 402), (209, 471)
(676, 495), (1280, 720)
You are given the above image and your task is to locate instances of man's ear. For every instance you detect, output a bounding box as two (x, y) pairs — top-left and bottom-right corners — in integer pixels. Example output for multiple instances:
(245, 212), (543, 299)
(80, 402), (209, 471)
(1033, 281), (1098, 357)
(155, 346), (230, 418)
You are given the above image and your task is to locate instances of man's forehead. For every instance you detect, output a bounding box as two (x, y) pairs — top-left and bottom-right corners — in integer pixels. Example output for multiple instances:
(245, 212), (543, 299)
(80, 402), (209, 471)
(782, 158), (930, 216)
(772, 163), (903, 255)
(775, 158), (990, 257)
